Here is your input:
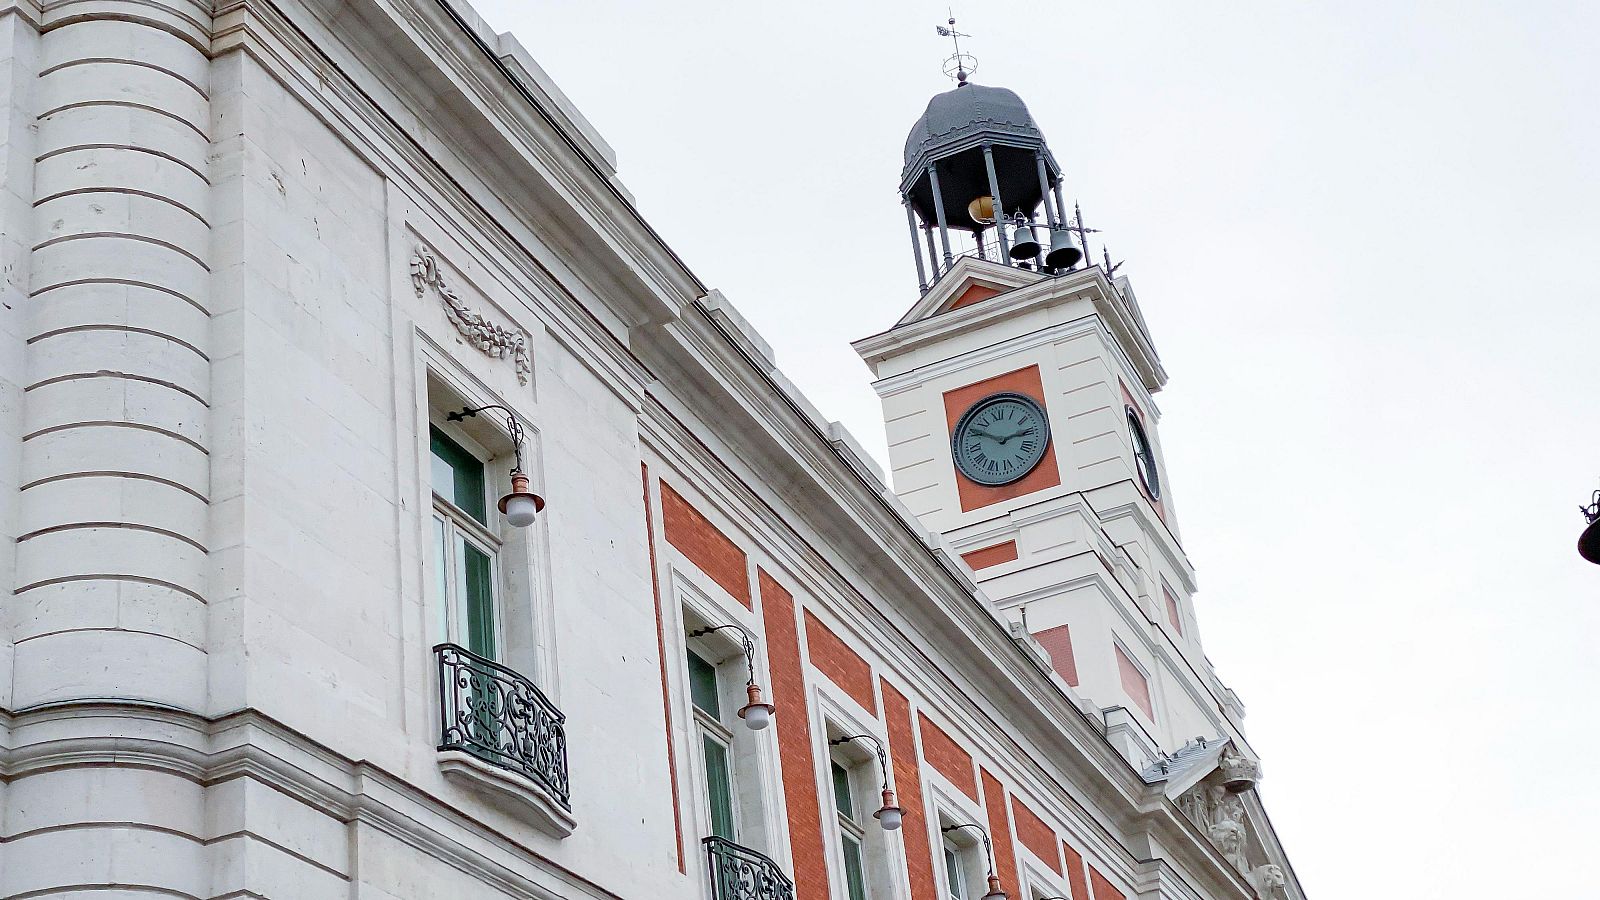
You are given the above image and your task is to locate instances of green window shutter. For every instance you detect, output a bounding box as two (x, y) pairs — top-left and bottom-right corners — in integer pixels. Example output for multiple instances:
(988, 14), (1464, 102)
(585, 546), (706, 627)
(841, 833), (868, 900)
(430, 426), (488, 523)
(831, 761), (855, 820)
(702, 734), (737, 840)
(688, 651), (721, 717)
(461, 540), (496, 659)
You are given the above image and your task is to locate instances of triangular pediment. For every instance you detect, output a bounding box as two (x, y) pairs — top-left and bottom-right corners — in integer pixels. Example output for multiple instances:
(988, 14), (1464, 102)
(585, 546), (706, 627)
(894, 256), (1045, 327)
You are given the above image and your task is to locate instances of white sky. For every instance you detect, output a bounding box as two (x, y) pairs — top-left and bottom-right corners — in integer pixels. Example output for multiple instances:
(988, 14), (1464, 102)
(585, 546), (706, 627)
(473, 2), (1600, 896)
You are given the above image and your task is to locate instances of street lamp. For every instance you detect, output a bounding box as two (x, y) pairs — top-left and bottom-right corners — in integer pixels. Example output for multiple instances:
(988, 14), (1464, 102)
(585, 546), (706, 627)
(445, 404), (543, 526)
(941, 822), (1007, 900)
(686, 623), (775, 730)
(1580, 487), (1600, 565)
(828, 734), (904, 831)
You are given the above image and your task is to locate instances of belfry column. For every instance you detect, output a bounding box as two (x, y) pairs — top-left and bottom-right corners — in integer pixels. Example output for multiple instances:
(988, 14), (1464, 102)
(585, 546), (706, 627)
(14, 0), (213, 710)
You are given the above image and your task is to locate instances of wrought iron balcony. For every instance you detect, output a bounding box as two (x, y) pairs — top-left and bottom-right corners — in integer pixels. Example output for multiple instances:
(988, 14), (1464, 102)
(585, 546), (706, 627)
(703, 836), (795, 900)
(435, 643), (570, 809)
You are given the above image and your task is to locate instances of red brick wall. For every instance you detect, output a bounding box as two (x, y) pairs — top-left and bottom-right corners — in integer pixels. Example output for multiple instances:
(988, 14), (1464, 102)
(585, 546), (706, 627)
(980, 768), (1020, 896)
(917, 712), (978, 801)
(1063, 842), (1091, 900)
(642, 467), (686, 874)
(943, 365), (1062, 512)
(1032, 624), (1079, 687)
(1115, 644), (1154, 720)
(882, 679), (939, 900)
(803, 610), (876, 713)
(1089, 865), (1125, 900)
(758, 569), (829, 900)
(1010, 795), (1061, 874)
(949, 283), (1002, 310)
(960, 540), (1018, 571)
(660, 481), (751, 608)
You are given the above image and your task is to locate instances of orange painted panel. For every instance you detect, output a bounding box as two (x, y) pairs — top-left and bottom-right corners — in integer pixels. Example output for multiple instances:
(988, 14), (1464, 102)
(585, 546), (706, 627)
(1032, 624), (1078, 687)
(943, 365), (1062, 512)
(1115, 644), (1153, 720)
(949, 283), (1002, 310)
(961, 540), (1019, 571)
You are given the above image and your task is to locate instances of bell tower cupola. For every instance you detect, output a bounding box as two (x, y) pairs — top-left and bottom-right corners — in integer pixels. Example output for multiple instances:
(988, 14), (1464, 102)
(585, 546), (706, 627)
(900, 24), (1082, 293)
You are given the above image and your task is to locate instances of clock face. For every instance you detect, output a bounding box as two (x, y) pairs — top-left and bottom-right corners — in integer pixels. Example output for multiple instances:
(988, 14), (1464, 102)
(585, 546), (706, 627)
(951, 392), (1051, 486)
(1127, 406), (1161, 500)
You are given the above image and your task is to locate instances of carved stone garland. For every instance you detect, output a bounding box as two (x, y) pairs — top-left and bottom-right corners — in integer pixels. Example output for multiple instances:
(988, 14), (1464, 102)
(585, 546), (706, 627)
(412, 245), (531, 385)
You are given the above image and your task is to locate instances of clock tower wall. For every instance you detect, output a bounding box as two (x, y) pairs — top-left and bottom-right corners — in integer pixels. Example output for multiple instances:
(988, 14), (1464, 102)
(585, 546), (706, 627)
(859, 272), (1237, 758)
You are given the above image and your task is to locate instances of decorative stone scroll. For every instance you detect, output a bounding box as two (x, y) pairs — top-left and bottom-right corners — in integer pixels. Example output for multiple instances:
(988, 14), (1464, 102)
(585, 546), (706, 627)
(411, 245), (531, 384)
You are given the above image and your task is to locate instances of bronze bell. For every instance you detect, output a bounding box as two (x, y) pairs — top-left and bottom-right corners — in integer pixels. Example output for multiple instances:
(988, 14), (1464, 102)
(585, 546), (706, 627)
(1044, 227), (1083, 269)
(1007, 222), (1042, 260)
(1580, 489), (1600, 564)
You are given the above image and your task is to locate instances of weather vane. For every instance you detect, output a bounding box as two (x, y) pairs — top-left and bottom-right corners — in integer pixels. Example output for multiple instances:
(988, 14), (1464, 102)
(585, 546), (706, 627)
(935, 13), (977, 83)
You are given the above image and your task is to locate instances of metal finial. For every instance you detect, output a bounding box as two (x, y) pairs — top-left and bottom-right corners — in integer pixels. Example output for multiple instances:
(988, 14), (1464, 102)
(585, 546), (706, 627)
(1102, 245), (1124, 279)
(935, 12), (977, 83)
(1066, 201), (1101, 265)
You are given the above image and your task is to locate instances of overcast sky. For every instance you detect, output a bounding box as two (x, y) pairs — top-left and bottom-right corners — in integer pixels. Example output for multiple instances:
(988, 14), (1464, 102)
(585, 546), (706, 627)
(474, 2), (1600, 896)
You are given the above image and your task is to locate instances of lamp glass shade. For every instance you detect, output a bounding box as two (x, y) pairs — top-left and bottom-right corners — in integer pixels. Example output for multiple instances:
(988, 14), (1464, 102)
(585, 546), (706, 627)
(875, 807), (903, 831)
(503, 494), (540, 527)
(740, 704), (772, 731)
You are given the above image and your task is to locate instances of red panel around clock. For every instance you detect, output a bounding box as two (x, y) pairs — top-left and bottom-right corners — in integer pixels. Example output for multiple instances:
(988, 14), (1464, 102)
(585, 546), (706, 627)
(943, 365), (1060, 512)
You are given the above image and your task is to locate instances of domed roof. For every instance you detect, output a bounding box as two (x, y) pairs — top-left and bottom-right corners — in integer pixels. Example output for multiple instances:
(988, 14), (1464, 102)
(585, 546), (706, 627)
(902, 82), (1045, 174)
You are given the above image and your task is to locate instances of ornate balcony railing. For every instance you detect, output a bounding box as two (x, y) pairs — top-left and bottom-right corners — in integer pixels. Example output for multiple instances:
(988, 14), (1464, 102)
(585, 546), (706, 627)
(435, 643), (570, 809)
(703, 836), (795, 900)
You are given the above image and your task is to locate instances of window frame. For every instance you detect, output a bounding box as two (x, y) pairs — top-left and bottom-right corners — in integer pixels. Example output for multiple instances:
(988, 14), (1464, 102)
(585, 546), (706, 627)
(690, 646), (741, 842)
(943, 840), (969, 900)
(830, 758), (870, 900)
(430, 423), (505, 660)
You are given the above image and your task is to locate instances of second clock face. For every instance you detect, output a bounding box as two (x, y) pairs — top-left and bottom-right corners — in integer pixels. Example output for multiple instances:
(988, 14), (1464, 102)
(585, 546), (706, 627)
(951, 392), (1051, 486)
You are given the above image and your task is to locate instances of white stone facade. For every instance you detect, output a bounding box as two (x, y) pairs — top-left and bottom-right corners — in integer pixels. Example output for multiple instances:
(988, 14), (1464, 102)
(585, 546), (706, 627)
(0, 2), (1304, 900)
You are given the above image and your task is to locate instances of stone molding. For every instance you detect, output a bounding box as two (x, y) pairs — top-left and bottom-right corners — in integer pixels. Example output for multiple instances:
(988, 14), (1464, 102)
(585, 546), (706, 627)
(0, 701), (617, 900)
(411, 244), (531, 385)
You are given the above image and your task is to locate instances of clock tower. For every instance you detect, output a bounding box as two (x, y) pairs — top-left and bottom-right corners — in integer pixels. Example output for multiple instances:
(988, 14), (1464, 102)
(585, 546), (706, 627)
(854, 78), (1249, 770)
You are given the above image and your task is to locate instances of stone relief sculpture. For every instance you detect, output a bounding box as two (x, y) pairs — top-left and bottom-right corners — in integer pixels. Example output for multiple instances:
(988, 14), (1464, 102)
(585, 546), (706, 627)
(411, 245), (532, 385)
(1207, 784), (1251, 871)
(1208, 818), (1249, 872)
(1248, 864), (1286, 898)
